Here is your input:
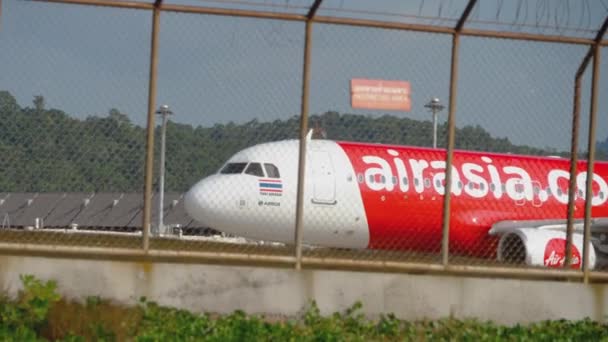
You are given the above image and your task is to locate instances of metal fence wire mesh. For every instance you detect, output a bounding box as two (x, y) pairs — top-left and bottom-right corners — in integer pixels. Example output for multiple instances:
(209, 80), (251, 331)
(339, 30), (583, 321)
(0, 3), (150, 248)
(152, 13), (304, 255)
(452, 38), (587, 266)
(304, 24), (451, 264)
(0, 0), (608, 280)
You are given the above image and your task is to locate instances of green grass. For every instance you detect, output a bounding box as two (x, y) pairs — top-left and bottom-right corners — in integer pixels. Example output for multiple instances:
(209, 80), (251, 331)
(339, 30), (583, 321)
(1, 275), (607, 341)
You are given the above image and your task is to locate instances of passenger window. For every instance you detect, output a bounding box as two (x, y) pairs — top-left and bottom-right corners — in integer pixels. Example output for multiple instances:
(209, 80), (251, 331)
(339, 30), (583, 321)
(402, 177), (409, 186)
(220, 162), (247, 174)
(264, 163), (280, 178)
(424, 178), (431, 189)
(357, 174), (364, 183)
(245, 163), (265, 177)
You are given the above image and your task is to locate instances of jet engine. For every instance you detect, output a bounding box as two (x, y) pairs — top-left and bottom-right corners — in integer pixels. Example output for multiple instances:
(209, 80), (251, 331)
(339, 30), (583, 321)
(497, 228), (596, 269)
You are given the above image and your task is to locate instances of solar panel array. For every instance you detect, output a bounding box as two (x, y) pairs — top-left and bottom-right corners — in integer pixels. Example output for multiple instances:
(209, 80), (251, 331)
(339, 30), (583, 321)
(0, 192), (208, 232)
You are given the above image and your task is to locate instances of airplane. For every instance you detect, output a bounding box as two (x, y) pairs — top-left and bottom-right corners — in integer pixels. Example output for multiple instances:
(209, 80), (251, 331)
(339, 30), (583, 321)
(184, 132), (608, 269)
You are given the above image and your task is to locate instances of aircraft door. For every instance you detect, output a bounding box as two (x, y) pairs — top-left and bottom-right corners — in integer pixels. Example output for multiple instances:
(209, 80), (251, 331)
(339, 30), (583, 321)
(310, 150), (336, 205)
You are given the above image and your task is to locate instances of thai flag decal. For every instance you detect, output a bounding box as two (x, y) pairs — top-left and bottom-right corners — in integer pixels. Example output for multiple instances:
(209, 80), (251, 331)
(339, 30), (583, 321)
(259, 179), (282, 195)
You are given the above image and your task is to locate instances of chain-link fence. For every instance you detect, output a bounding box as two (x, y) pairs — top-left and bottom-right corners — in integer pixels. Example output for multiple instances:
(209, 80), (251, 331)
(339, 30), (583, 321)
(1, 0), (608, 281)
(0, 2), (150, 250)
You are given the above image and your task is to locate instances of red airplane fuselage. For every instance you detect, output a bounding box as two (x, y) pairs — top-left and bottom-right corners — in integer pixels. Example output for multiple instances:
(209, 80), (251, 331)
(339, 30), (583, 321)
(339, 141), (608, 257)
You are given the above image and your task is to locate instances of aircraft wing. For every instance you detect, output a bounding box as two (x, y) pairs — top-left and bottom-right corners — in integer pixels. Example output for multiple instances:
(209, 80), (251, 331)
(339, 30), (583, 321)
(488, 217), (608, 236)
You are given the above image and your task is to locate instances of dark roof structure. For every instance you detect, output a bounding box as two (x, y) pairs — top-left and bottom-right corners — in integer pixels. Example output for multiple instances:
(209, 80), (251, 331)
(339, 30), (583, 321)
(0, 192), (203, 230)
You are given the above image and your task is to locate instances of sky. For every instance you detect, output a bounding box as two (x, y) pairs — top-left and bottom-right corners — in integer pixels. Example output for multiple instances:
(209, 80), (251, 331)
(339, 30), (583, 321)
(1, 0), (607, 151)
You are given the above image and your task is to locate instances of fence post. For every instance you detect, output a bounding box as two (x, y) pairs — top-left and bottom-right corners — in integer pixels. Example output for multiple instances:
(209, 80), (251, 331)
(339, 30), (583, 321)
(441, 0), (477, 266)
(565, 67), (585, 267)
(293, 20), (312, 270)
(142, 2), (162, 251)
(583, 45), (601, 283)
(294, 1), (322, 270)
(577, 15), (608, 280)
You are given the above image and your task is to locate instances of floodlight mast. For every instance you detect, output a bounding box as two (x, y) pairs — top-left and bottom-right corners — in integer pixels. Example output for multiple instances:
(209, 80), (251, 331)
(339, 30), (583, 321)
(424, 97), (445, 149)
(155, 104), (173, 235)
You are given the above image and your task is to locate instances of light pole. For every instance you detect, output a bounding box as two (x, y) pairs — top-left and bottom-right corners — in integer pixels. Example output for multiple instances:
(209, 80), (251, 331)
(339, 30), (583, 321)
(155, 104), (173, 236)
(424, 97), (445, 149)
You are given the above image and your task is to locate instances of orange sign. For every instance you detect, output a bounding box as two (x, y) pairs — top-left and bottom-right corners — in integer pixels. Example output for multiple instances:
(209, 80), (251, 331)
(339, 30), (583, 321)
(351, 79), (411, 111)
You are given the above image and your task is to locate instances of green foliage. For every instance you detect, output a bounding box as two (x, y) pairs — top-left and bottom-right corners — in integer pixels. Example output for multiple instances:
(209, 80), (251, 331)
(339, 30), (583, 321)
(3, 90), (605, 193)
(2, 275), (608, 341)
(0, 324), (43, 341)
(56, 334), (86, 342)
(89, 322), (117, 342)
(133, 299), (608, 341)
(17, 275), (61, 327)
(0, 91), (145, 192)
(136, 299), (212, 341)
(0, 274), (60, 341)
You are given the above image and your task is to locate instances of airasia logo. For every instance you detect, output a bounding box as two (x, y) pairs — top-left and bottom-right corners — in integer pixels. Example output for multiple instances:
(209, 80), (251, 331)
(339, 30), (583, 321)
(544, 238), (581, 268)
(358, 149), (608, 206)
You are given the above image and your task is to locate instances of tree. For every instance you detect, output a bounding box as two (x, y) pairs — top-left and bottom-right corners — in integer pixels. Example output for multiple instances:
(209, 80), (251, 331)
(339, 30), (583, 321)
(33, 95), (45, 112)
(108, 108), (131, 127)
(0, 91), (19, 114)
(597, 137), (608, 161)
(599, 136), (608, 152)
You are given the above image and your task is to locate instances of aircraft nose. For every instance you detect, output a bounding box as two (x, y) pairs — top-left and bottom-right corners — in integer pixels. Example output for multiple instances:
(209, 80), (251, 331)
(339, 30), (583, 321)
(184, 178), (218, 226)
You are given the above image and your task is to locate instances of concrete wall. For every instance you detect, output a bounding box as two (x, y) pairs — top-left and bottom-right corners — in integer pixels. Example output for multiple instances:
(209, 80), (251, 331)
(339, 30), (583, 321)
(0, 255), (605, 325)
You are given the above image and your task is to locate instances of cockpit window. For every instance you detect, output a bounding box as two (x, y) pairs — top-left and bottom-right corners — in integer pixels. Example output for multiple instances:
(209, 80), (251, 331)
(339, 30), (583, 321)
(264, 163), (280, 178)
(245, 163), (265, 177)
(220, 162), (247, 174)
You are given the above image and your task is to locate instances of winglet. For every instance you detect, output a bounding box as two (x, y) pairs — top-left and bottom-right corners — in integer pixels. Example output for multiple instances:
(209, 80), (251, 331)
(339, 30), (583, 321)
(306, 129), (313, 142)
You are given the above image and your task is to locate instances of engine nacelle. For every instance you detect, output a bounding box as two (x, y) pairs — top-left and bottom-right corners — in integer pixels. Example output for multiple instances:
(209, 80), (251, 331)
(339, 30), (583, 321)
(497, 228), (596, 269)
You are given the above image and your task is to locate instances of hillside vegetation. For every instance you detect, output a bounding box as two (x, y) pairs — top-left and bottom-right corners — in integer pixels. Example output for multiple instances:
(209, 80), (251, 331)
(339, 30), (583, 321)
(1, 91), (606, 193)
